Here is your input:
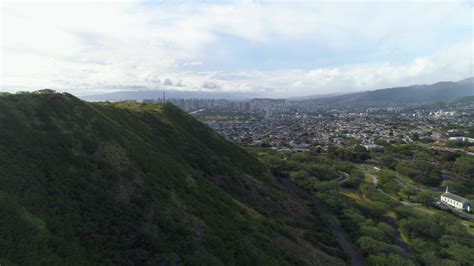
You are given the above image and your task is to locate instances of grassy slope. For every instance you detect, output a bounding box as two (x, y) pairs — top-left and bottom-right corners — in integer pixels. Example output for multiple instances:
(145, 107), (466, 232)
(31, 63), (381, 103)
(0, 91), (343, 265)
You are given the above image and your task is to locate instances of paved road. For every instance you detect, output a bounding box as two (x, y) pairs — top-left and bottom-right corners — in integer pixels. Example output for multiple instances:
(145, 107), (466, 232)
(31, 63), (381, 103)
(280, 177), (365, 266)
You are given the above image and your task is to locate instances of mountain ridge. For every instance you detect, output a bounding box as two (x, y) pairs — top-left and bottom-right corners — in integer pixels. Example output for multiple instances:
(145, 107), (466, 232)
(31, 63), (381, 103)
(80, 77), (474, 106)
(303, 77), (474, 108)
(0, 90), (344, 265)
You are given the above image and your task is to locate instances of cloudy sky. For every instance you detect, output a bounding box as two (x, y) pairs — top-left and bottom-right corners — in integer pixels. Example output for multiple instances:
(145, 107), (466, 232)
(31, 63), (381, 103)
(1, 0), (472, 97)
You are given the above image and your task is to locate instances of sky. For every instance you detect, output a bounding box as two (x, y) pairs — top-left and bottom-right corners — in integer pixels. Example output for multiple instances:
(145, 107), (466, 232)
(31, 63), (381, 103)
(1, 0), (473, 97)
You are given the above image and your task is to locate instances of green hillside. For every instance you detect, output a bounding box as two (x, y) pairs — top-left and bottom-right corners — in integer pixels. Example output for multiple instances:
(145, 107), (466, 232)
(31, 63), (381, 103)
(0, 91), (343, 265)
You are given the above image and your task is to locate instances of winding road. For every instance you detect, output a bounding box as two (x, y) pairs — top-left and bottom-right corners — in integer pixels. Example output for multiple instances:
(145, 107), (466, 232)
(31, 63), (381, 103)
(280, 177), (365, 266)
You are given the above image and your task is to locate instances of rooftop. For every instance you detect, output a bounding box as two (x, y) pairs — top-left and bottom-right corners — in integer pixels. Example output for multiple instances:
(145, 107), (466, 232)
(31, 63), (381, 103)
(442, 192), (470, 204)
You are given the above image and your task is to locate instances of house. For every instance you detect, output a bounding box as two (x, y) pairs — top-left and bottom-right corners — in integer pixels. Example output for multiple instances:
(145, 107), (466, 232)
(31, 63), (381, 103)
(440, 187), (471, 213)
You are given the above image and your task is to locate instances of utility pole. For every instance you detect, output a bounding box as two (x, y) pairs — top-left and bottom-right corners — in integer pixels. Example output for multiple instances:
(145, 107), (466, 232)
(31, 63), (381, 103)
(163, 91), (166, 103)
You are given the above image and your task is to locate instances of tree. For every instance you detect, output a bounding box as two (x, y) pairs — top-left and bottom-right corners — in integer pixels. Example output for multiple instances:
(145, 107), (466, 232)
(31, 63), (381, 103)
(347, 138), (362, 147)
(452, 156), (474, 179)
(399, 187), (416, 201)
(396, 160), (441, 186)
(445, 243), (474, 264)
(353, 145), (370, 162)
(368, 253), (415, 266)
(289, 170), (310, 181)
(379, 154), (397, 169)
(415, 191), (436, 207)
(343, 172), (363, 188)
(378, 171), (401, 194)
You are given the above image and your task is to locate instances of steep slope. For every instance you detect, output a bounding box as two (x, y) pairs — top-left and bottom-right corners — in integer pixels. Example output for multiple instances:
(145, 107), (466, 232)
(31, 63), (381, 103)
(0, 91), (344, 265)
(307, 78), (474, 108)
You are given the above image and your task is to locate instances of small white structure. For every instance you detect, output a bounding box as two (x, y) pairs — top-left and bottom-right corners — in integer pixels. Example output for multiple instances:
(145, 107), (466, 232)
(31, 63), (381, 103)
(448, 137), (474, 143)
(440, 187), (471, 213)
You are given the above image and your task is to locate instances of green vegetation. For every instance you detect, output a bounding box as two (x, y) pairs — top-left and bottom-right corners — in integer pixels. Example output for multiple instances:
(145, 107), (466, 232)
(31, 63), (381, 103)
(2, 90), (473, 265)
(377, 171), (402, 195)
(193, 110), (257, 121)
(395, 159), (442, 186)
(446, 140), (474, 148)
(251, 142), (474, 265)
(0, 91), (343, 265)
(452, 156), (474, 179)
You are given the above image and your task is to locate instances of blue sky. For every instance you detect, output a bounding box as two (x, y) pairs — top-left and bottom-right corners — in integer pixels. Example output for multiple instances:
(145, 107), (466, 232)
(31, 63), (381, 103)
(1, 0), (472, 97)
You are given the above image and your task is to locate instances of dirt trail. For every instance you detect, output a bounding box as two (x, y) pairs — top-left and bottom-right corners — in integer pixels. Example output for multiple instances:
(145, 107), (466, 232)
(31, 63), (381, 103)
(280, 177), (365, 266)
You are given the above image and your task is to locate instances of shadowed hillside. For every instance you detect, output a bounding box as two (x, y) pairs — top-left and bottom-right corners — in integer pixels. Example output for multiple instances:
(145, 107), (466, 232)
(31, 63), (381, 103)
(0, 90), (344, 265)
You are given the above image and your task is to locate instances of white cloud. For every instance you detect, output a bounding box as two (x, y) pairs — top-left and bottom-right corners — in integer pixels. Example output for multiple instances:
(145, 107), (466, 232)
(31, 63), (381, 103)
(1, 0), (472, 96)
(199, 40), (472, 97)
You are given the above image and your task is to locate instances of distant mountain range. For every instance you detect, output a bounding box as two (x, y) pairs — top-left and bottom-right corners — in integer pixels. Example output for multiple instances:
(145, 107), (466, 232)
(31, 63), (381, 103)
(81, 77), (474, 107)
(304, 77), (474, 108)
